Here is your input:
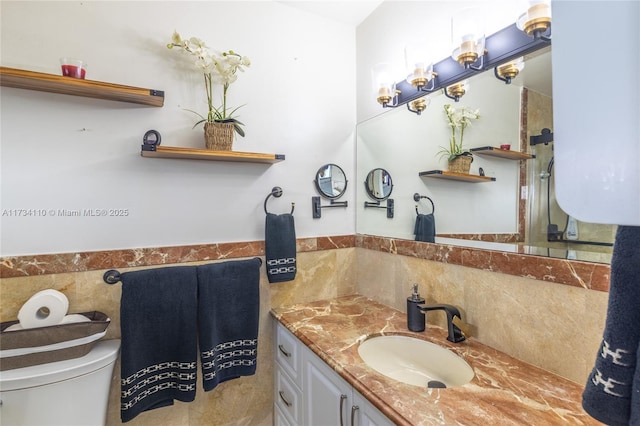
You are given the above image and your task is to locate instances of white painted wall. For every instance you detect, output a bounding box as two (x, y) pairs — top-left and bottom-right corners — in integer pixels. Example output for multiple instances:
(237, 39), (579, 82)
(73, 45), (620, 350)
(0, 1), (356, 256)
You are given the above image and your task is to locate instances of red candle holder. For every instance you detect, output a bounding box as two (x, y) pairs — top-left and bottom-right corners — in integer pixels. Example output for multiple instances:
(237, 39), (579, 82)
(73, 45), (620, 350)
(60, 58), (87, 79)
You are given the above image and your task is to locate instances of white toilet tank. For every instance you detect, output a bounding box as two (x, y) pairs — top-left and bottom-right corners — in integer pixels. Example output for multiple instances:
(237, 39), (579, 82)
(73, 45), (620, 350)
(0, 339), (120, 426)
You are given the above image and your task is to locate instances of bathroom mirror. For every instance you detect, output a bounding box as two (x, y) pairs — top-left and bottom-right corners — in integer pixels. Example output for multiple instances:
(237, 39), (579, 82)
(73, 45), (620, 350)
(357, 49), (615, 264)
(314, 164), (347, 199)
(365, 168), (393, 201)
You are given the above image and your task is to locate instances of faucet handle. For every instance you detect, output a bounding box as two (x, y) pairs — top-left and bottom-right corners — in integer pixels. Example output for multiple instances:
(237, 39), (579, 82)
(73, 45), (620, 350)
(452, 316), (472, 339)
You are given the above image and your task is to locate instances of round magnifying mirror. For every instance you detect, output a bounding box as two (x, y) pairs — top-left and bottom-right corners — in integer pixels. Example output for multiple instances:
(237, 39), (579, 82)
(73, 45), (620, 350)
(314, 164), (348, 199)
(365, 168), (393, 200)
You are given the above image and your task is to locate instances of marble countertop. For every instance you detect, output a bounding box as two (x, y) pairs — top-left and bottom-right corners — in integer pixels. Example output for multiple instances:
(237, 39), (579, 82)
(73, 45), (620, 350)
(271, 294), (601, 426)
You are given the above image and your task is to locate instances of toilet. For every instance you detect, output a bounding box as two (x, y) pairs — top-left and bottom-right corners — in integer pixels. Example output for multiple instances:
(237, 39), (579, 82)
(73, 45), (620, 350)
(0, 339), (120, 426)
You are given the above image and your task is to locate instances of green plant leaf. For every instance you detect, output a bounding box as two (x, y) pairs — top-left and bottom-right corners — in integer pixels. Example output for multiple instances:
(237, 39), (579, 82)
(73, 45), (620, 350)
(234, 122), (245, 137)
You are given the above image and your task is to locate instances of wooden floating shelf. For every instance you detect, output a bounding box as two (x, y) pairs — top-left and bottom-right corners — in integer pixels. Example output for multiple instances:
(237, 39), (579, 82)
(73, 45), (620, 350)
(470, 146), (535, 160)
(141, 145), (285, 164)
(419, 170), (496, 183)
(0, 66), (164, 107)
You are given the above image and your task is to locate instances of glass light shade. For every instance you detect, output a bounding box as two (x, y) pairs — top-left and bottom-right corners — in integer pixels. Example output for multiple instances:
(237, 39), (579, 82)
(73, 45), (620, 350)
(371, 63), (397, 105)
(517, 0), (551, 36)
(404, 44), (433, 88)
(451, 8), (486, 66)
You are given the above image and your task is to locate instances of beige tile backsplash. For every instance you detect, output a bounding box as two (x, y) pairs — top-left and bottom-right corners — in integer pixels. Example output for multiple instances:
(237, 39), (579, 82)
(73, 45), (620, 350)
(1, 245), (608, 424)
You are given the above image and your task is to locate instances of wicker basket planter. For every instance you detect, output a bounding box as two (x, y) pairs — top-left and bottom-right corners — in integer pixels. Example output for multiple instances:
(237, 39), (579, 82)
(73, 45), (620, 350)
(448, 155), (473, 174)
(204, 121), (235, 151)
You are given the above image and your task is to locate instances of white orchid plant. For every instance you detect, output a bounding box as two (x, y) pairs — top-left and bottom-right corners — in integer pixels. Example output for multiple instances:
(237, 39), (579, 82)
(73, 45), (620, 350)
(438, 103), (480, 162)
(167, 31), (251, 136)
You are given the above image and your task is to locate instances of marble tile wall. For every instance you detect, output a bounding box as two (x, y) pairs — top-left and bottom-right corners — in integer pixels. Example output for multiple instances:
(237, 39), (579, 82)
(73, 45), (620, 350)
(356, 248), (609, 384)
(0, 234), (611, 423)
(0, 240), (356, 426)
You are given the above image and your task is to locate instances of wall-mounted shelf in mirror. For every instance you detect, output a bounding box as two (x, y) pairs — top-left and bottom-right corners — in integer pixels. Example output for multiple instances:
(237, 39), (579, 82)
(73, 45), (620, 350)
(141, 145), (284, 164)
(419, 170), (496, 183)
(0, 66), (164, 106)
(470, 146), (535, 160)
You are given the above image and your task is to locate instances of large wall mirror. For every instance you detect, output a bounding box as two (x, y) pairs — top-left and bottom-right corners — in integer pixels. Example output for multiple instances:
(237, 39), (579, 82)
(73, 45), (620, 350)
(356, 47), (615, 264)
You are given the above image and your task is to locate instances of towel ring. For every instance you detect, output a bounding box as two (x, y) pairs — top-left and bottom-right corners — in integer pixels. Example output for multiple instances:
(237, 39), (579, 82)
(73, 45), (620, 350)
(413, 193), (434, 215)
(264, 186), (295, 215)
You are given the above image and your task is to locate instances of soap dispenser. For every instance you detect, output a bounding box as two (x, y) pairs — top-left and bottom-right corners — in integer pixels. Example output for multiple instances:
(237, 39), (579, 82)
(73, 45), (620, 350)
(407, 284), (426, 332)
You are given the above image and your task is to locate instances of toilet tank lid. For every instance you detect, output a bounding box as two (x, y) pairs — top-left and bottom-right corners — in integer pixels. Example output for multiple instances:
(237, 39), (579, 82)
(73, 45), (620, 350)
(0, 339), (120, 391)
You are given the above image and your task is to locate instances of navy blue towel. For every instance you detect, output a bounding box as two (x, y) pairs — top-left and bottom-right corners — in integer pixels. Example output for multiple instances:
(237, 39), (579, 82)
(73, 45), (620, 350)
(120, 266), (198, 423)
(633, 340), (640, 424)
(414, 213), (436, 243)
(583, 226), (640, 425)
(197, 258), (261, 391)
(265, 213), (297, 283)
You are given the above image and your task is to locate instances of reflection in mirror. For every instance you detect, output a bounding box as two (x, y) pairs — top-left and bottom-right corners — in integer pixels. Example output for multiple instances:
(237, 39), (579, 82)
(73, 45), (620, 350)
(315, 164), (347, 199)
(365, 168), (393, 200)
(357, 49), (615, 263)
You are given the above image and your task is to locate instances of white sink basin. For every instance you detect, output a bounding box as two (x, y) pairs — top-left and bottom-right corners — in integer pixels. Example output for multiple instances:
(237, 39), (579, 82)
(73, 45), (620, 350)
(357, 335), (474, 388)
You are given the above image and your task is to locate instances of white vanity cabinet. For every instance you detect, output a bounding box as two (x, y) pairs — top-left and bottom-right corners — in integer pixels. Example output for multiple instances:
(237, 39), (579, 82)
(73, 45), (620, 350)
(274, 321), (393, 426)
(274, 321), (303, 425)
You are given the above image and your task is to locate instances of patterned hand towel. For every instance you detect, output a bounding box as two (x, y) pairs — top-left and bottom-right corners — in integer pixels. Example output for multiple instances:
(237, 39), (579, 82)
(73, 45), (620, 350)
(196, 258), (261, 391)
(414, 213), (436, 243)
(120, 266), (198, 423)
(582, 226), (640, 425)
(265, 212), (297, 283)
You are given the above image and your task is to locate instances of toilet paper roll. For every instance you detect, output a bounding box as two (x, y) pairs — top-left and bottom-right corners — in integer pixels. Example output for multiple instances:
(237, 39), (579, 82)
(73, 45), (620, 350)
(17, 289), (69, 329)
(61, 314), (91, 324)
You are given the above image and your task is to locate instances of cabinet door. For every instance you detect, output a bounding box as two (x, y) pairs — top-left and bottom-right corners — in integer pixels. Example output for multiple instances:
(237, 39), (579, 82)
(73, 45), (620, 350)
(352, 392), (395, 426)
(274, 403), (293, 426)
(275, 367), (303, 425)
(275, 322), (303, 387)
(304, 350), (352, 426)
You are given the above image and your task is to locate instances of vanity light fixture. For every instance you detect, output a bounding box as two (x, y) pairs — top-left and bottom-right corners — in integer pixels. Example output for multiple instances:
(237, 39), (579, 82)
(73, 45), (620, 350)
(444, 81), (468, 102)
(371, 17), (549, 112)
(494, 57), (525, 84)
(372, 63), (400, 108)
(405, 45), (438, 92)
(451, 7), (486, 70)
(407, 97), (430, 115)
(517, 0), (552, 41)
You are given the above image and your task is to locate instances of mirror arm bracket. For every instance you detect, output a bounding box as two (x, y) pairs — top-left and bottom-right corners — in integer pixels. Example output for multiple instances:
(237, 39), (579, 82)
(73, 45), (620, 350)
(312, 196), (348, 219)
(364, 199), (394, 218)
